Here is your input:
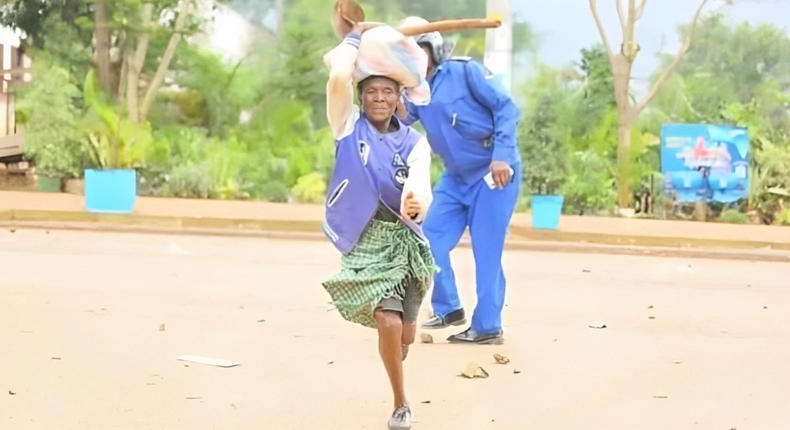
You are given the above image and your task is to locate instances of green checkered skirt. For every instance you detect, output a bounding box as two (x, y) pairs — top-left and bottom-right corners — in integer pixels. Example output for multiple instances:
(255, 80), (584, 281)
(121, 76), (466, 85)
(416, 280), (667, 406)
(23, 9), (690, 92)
(323, 219), (436, 329)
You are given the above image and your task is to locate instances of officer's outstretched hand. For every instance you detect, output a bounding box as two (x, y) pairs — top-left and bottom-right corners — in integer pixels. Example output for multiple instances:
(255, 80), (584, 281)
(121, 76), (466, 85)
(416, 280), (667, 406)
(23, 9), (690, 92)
(401, 191), (421, 220)
(490, 161), (512, 189)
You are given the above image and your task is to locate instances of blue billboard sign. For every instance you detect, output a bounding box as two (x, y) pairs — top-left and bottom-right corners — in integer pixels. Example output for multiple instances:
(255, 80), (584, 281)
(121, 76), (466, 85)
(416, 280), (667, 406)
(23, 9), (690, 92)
(660, 124), (750, 203)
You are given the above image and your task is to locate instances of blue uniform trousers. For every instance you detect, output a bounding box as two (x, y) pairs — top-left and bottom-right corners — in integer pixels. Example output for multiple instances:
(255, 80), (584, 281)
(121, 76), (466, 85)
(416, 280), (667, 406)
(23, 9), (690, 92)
(423, 163), (522, 334)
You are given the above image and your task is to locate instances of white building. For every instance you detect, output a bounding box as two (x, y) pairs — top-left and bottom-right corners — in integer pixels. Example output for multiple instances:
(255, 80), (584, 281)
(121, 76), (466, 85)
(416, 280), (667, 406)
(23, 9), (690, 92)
(0, 26), (30, 160)
(189, 0), (274, 63)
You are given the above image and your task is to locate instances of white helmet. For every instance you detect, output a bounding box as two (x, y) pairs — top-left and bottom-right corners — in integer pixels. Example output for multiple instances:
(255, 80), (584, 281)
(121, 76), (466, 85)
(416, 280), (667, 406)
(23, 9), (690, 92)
(399, 16), (455, 66)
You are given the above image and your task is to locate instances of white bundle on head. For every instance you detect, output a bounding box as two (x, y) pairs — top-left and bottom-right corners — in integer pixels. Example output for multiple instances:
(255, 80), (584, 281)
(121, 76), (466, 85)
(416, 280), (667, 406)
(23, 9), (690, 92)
(352, 24), (431, 105)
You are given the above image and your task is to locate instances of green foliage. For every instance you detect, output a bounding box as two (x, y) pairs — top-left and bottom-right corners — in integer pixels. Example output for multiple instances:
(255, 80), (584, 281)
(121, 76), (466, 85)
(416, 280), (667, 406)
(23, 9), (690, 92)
(655, 14), (790, 138)
(204, 135), (247, 199)
(776, 207), (790, 226)
(718, 209), (748, 224)
(562, 151), (616, 215)
(245, 100), (334, 187)
(749, 143), (790, 224)
(291, 172), (327, 204)
(268, 21), (332, 127)
(519, 93), (570, 195)
(0, 0), (91, 50)
(578, 44), (615, 112)
(674, 14), (790, 105)
(259, 182), (290, 203)
(35, 13), (93, 86)
(161, 164), (214, 198)
(15, 60), (85, 178)
(80, 70), (156, 169)
(172, 46), (266, 136)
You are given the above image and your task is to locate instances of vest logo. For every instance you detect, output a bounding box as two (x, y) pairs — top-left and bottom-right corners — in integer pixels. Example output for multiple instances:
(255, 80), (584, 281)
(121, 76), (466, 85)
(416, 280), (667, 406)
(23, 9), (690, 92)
(359, 141), (370, 166)
(394, 167), (409, 186)
(392, 153), (406, 167)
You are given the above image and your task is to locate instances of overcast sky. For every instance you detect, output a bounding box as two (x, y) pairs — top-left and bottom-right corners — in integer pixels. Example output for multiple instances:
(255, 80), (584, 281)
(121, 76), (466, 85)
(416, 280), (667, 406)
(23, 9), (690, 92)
(514, 0), (790, 82)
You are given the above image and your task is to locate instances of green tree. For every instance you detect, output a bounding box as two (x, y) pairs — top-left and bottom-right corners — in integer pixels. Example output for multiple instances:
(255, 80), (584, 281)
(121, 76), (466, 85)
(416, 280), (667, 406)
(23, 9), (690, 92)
(653, 14), (790, 144)
(588, 0), (712, 209)
(15, 60), (85, 178)
(0, 0), (91, 50)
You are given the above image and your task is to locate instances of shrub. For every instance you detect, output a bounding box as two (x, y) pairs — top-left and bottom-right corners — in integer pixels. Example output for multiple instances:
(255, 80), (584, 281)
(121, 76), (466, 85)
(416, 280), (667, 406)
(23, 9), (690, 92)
(158, 164), (214, 199)
(291, 172), (326, 204)
(718, 209), (748, 224)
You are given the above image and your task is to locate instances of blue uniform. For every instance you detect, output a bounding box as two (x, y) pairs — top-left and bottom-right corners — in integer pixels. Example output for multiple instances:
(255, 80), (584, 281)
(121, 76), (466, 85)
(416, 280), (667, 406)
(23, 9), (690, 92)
(403, 58), (522, 334)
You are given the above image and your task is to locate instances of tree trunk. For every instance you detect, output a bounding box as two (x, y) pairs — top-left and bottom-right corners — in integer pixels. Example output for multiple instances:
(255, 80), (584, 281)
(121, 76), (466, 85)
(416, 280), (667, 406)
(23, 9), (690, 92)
(616, 120), (633, 209)
(94, 1), (114, 96)
(139, 0), (191, 122)
(127, 3), (154, 123)
(611, 53), (634, 209)
(610, 54), (632, 110)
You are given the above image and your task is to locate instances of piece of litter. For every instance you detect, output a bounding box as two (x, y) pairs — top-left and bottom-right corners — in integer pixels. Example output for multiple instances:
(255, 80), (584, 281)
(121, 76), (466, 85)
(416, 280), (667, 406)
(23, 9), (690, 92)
(186, 397), (201, 400)
(51, 357), (61, 360)
(159, 324), (165, 332)
(648, 305), (654, 309)
(421, 400), (431, 404)
(763, 306), (768, 309)
(420, 333), (433, 344)
(177, 355), (240, 368)
(328, 361), (334, 365)
(460, 362), (489, 379)
(9, 229), (15, 233)
(588, 323), (607, 329)
(672, 361), (683, 364)
(582, 269), (591, 273)
(513, 369), (521, 374)
(649, 316), (656, 320)
(257, 319), (266, 323)
(8, 391), (16, 395)
(653, 396), (668, 399)
(493, 354), (510, 365)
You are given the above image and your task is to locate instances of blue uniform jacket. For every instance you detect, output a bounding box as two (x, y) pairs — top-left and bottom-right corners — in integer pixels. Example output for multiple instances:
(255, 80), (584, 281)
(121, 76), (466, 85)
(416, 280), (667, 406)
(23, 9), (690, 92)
(403, 58), (521, 185)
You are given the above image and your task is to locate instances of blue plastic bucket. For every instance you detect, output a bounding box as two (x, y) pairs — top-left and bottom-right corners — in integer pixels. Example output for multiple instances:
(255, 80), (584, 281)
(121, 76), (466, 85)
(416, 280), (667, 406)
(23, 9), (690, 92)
(531, 195), (564, 230)
(84, 169), (137, 213)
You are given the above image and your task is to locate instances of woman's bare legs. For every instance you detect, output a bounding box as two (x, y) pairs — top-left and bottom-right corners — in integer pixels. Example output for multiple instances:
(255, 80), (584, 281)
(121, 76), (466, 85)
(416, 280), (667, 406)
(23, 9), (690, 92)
(374, 308), (407, 408)
(401, 321), (417, 361)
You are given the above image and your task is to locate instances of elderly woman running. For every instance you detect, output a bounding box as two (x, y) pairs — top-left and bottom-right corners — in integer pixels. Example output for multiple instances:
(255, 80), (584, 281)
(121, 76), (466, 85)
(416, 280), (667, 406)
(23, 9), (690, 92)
(320, 21), (435, 430)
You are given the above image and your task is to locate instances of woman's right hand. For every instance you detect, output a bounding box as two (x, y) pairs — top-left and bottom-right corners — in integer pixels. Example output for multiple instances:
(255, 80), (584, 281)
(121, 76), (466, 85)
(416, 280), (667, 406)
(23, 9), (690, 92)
(350, 22), (365, 35)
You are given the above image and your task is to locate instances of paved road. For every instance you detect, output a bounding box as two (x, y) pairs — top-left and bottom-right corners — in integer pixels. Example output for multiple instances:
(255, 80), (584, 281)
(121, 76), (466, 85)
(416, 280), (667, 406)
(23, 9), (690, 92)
(1, 229), (789, 430)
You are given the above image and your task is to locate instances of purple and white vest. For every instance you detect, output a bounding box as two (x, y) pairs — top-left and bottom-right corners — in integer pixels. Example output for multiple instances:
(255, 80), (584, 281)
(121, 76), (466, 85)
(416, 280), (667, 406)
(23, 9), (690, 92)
(323, 115), (425, 254)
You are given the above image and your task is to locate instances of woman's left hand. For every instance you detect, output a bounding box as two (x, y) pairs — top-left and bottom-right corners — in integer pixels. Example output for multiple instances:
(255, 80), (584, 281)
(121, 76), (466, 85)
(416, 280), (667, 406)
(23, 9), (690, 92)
(401, 191), (421, 220)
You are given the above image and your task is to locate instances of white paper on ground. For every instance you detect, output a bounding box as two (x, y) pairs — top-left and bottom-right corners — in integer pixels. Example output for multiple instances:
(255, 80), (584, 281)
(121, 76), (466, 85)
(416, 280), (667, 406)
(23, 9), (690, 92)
(177, 355), (240, 368)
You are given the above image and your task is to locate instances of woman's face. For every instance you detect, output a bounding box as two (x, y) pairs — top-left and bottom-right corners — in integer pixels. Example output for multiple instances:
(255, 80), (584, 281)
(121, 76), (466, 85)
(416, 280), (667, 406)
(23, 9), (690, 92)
(360, 77), (400, 124)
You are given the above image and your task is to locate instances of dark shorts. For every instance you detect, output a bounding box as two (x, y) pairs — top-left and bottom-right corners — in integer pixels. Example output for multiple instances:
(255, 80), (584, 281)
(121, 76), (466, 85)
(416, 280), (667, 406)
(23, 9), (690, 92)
(375, 278), (424, 323)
